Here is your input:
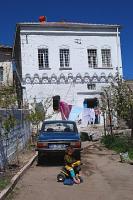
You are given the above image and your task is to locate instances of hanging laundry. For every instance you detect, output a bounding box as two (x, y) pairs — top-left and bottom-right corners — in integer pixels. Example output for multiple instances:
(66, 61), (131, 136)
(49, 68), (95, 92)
(82, 108), (96, 126)
(82, 108), (90, 126)
(68, 106), (83, 121)
(89, 108), (95, 124)
(59, 101), (72, 120)
(94, 107), (101, 124)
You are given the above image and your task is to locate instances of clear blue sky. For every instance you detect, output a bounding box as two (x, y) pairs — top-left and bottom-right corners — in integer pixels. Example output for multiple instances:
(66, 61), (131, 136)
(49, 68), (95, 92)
(0, 0), (133, 80)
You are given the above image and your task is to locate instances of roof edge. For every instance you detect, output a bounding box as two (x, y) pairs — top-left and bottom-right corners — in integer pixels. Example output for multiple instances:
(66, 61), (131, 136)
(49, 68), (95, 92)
(16, 22), (121, 29)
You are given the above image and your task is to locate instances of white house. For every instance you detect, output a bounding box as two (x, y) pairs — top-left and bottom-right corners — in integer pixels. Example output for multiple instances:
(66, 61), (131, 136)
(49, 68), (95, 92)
(13, 19), (123, 124)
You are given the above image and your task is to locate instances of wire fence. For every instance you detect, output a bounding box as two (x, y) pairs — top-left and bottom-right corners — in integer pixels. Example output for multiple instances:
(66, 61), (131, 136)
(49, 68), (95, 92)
(0, 109), (31, 169)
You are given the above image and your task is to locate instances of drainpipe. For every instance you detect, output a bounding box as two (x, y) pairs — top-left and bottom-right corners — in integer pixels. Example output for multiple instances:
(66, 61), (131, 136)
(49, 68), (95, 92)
(116, 27), (120, 80)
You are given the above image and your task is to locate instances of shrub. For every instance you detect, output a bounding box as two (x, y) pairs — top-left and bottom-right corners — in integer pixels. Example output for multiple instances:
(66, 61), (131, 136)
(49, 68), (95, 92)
(101, 135), (133, 157)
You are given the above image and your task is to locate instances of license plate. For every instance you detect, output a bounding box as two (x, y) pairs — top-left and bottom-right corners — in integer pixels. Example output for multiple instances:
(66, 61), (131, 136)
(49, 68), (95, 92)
(48, 144), (67, 150)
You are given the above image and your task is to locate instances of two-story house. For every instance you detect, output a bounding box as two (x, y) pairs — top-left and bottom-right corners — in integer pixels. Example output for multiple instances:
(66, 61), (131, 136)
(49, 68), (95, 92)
(13, 18), (123, 123)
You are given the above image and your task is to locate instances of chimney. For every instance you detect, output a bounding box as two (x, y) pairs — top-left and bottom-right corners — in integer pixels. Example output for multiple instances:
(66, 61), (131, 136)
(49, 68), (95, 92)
(39, 16), (47, 23)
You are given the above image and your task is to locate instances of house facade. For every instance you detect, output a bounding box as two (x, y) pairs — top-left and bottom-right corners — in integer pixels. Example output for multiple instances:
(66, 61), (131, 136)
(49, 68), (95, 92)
(0, 45), (13, 86)
(13, 20), (123, 123)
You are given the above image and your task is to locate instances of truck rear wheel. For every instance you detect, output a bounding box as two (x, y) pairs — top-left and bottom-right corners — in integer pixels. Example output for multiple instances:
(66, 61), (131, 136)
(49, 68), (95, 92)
(37, 152), (44, 165)
(76, 152), (81, 160)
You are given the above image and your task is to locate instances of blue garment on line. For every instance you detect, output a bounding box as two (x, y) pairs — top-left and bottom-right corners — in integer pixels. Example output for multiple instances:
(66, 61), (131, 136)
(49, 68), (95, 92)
(68, 106), (82, 121)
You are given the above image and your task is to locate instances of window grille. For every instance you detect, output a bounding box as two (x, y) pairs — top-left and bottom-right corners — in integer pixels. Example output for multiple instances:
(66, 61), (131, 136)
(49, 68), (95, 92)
(87, 84), (96, 90)
(87, 49), (97, 68)
(101, 49), (111, 68)
(0, 67), (3, 81)
(38, 49), (49, 69)
(60, 49), (70, 67)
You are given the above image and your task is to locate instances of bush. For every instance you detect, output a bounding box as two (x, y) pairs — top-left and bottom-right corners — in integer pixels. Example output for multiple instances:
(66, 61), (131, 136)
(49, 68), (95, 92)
(0, 178), (10, 190)
(101, 135), (133, 158)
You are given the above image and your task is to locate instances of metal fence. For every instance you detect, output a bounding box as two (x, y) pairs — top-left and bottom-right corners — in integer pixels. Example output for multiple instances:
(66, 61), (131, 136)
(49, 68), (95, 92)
(0, 109), (31, 169)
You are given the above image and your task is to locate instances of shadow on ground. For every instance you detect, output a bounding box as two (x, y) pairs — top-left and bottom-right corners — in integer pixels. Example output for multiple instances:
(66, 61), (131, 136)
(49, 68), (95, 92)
(36, 155), (65, 167)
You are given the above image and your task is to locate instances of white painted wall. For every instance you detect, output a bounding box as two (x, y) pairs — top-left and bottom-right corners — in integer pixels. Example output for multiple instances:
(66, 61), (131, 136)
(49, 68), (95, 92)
(16, 24), (123, 124)
(20, 34), (122, 76)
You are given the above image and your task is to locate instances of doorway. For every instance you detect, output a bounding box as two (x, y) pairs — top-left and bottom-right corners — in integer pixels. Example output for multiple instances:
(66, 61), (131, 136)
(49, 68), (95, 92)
(83, 98), (100, 124)
(83, 98), (99, 108)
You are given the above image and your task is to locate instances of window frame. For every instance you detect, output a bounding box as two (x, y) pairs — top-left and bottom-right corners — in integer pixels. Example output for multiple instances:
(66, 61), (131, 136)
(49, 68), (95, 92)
(38, 48), (49, 69)
(87, 49), (98, 68)
(87, 83), (96, 90)
(59, 48), (70, 68)
(101, 48), (111, 68)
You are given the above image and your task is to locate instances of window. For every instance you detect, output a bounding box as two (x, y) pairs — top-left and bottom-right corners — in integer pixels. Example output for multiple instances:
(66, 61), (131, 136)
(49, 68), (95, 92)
(87, 49), (97, 68)
(87, 84), (96, 90)
(60, 49), (70, 68)
(0, 67), (3, 81)
(42, 122), (75, 132)
(38, 49), (49, 69)
(101, 49), (111, 68)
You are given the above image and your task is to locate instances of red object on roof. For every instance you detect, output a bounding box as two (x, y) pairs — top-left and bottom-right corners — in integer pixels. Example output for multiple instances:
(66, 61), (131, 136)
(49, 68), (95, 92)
(39, 16), (46, 23)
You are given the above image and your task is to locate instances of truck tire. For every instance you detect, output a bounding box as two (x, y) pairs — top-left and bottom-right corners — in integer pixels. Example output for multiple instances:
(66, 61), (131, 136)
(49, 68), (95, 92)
(37, 152), (44, 165)
(76, 152), (81, 160)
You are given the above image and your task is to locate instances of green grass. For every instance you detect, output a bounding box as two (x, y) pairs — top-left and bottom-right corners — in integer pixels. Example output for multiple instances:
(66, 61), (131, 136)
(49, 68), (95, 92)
(101, 135), (133, 159)
(0, 178), (10, 190)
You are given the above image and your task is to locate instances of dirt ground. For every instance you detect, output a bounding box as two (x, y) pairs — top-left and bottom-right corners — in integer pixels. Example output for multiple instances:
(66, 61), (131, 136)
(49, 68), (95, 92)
(6, 141), (133, 200)
(0, 145), (35, 192)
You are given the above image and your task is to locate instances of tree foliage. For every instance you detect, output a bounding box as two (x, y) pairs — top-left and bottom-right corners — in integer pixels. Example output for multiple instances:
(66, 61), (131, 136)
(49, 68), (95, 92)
(0, 85), (17, 108)
(112, 79), (133, 120)
(2, 115), (16, 134)
(0, 85), (18, 168)
(27, 110), (45, 126)
(101, 78), (133, 138)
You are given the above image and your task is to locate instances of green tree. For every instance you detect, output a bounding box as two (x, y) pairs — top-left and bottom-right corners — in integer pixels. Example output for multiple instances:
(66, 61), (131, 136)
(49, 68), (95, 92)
(100, 86), (114, 137)
(27, 97), (52, 131)
(0, 84), (18, 168)
(0, 85), (17, 108)
(112, 79), (133, 138)
(2, 115), (17, 163)
(27, 110), (45, 134)
(101, 78), (133, 139)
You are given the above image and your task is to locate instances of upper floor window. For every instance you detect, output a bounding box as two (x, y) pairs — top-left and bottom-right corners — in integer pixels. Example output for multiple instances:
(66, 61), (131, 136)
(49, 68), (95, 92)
(60, 49), (70, 68)
(38, 49), (49, 69)
(101, 49), (111, 68)
(0, 67), (3, 81)
(87, 49), (97, 68)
